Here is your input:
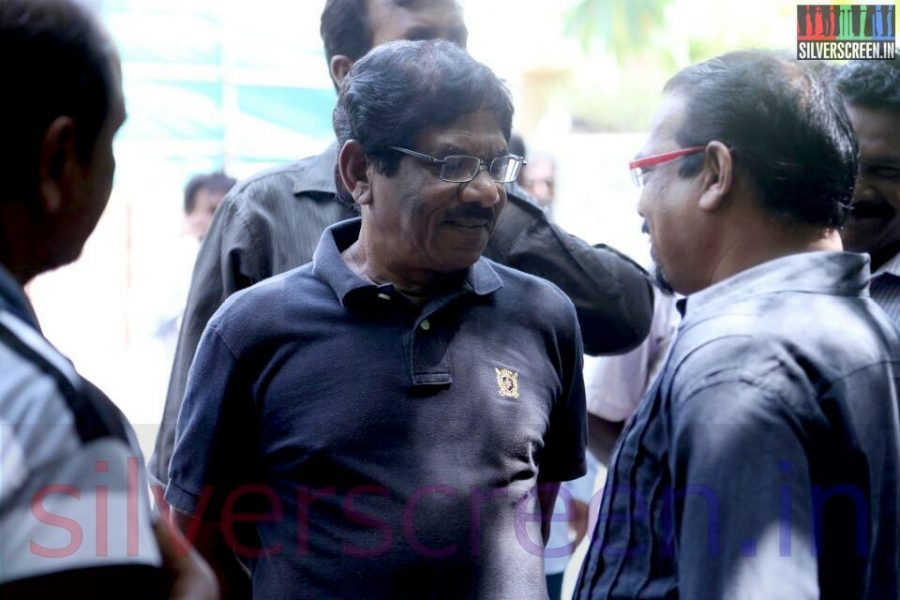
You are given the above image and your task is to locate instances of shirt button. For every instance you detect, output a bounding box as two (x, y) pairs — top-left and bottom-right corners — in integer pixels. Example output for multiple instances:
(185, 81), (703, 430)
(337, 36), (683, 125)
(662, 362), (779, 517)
(377, 293), (391, 301)
(420, 319), (431, 331)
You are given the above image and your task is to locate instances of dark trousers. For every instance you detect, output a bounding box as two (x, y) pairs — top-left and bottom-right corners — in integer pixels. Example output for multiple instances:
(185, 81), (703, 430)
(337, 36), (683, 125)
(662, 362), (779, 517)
(546, 573), (564, 600)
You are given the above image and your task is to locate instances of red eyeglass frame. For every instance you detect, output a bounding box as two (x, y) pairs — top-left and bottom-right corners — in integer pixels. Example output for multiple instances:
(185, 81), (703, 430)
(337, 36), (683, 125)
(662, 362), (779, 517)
(629, 146), (706, 186)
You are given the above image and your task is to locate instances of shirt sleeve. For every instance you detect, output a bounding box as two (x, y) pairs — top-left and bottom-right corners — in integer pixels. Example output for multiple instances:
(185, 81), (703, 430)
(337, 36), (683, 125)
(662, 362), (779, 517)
(486, 188), (654, 356)
(165, 321), (256, 520)
(670, 376), (820, 599)
(150, 194), (267, 486)
(1, 369), (162, 589)
(537, 300), (588, 483)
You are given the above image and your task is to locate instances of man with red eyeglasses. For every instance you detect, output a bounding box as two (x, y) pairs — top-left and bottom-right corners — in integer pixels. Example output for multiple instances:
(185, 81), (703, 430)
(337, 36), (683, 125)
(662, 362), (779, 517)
(575, 50), (900, 599)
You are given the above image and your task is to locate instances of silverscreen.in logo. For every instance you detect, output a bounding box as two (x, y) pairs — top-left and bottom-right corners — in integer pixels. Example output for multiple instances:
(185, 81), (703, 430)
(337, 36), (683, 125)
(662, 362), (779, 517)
(797, 5), (895, 60)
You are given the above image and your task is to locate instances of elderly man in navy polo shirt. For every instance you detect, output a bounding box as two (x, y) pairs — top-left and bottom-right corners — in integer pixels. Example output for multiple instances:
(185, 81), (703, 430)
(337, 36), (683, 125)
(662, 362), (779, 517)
(166, 40), (587, 599)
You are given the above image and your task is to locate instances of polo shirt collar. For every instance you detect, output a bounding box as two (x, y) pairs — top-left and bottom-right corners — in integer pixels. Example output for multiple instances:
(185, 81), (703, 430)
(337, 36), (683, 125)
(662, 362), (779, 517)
(680, 251), (869, 317)
(467, 256), (503, 296)
(0, 262), (40, 331)
(312, 218), (503, 307)
(293, 142), (338, 196)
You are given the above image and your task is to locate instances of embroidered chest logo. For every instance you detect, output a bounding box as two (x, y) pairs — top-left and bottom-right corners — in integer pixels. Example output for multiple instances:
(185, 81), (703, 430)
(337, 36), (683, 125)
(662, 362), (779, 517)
(495, 368), (520, 399)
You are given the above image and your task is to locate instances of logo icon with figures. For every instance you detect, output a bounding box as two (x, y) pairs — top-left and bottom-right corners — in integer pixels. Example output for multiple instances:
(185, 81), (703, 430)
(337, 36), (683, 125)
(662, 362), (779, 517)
(797, 5), (896, 60)
(495, 368), (520, 399)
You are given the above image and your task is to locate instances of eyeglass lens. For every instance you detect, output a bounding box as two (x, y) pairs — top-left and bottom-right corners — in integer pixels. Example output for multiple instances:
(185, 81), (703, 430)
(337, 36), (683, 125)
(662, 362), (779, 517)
(441, 155), (521, 183)
(631, 168), (645, 187)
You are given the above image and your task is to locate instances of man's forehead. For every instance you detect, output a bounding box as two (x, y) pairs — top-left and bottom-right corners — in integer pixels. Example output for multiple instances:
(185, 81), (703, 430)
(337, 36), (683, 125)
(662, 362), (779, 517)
(415, 111), (508, 151)
(640, 94), (688, 156)
(392, 0), (459, 8)
(424, 130), (509, 152)
(368, 0), (466, 45)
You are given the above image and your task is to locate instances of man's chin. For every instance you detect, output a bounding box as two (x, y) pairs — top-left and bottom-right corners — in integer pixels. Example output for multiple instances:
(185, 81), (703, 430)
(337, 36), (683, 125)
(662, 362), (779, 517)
(652, 263), (676, 296)
(427, 247), (485, 275)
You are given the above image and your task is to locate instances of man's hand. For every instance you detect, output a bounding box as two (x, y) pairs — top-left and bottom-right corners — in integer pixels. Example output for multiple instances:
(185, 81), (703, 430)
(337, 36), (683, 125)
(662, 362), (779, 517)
(154, 519), (219, 600)
(172, 509), (252, 599)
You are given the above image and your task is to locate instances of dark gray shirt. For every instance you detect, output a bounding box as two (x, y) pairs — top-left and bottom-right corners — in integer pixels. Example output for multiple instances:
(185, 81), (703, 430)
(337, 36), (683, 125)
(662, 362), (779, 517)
(150, 144), (653, 485)
(575, 252), (900, 600)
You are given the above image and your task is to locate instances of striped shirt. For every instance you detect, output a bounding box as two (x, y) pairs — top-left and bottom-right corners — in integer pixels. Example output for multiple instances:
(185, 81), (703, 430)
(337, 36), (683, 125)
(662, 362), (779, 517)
(870, 251), (900, 328)
(0, 264), (163, 593)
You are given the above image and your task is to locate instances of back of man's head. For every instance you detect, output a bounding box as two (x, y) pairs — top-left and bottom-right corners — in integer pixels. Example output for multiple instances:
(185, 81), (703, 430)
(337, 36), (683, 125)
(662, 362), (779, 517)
(836, 59), (900, 110)
(664, 50), (857, 230)
(0, 0), (115, 202)
(333, 39), (512, 177)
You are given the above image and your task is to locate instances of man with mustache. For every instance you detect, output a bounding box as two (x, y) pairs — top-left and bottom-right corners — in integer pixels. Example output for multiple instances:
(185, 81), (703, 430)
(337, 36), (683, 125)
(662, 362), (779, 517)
(166, 40), (587, 599)
(150, 0), (653, 496)
(837, 60), (900, 326)
(575, 51), (899, 599)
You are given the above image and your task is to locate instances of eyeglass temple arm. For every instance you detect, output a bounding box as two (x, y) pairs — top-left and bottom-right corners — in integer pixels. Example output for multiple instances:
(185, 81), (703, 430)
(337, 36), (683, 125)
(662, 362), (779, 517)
(391, 146), (445, 165)
(628, 146), (706, 170)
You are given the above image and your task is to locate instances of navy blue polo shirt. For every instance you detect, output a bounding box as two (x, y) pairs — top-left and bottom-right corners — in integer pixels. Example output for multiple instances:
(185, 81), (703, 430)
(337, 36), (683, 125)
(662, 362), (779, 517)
(167, 218), (586, 599)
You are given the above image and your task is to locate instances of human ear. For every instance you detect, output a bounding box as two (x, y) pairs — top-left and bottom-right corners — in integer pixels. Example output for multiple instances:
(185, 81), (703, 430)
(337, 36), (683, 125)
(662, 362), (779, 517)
(330, 55), (354, 89)
(339, 140), (373, 206)
(38, 116), (78, 216)
(698, 141), (734, 212)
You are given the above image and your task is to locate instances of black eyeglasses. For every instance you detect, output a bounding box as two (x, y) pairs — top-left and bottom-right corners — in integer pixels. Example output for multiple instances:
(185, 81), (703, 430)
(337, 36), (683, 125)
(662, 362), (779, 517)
(390, 146), (526, 184)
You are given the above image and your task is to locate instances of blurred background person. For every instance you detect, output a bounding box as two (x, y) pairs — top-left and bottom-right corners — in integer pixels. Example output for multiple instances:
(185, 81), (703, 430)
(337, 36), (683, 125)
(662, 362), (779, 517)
(510, 131), (557, 212)
(183, 171), (236, 242)
(155, 170), (236, 355)
(523, 154), (557, 211)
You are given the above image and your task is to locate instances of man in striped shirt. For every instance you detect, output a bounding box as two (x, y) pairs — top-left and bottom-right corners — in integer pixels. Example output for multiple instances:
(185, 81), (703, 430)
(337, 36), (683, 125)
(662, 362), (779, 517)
(0, 1), (214, 596)
(837, 60), (900, 325)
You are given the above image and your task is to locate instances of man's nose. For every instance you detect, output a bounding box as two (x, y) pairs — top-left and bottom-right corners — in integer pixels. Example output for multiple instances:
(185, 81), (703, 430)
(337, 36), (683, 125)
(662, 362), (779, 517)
(460, 168), (502, 207)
